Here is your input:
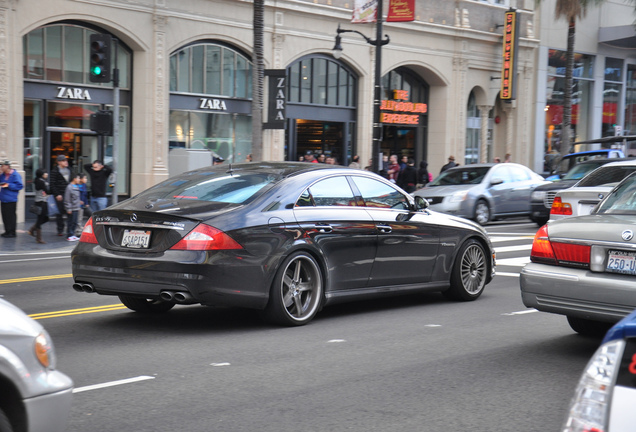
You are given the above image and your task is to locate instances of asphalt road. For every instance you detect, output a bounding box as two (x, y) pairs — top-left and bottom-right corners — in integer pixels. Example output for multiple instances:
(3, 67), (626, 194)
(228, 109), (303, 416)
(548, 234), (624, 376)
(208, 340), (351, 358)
(1, 219), (603, 432)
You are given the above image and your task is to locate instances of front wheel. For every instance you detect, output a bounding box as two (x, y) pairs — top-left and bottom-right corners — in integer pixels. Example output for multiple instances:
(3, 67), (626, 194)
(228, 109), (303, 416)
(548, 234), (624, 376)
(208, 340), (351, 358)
(567, 316), (613, 337)
(445, 239), (488, 301)
(264, 252), (323, 326)
(0, 408), (13, 432)
(118, 295), (175, 313)
(473, 200), (490, 226)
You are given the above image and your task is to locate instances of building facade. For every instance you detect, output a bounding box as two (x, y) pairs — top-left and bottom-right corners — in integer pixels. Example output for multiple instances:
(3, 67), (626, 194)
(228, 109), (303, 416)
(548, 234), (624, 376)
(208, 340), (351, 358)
(1, 0), (538, 222)
(535, 0), (636, 174)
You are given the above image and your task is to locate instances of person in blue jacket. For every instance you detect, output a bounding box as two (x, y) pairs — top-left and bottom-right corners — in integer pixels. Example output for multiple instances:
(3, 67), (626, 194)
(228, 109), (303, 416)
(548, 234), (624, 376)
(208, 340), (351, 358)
(0, 160), (24, 238)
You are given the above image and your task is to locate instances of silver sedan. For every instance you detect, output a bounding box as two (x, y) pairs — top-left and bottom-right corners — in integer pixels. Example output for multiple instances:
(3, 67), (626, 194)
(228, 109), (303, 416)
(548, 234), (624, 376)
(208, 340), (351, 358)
(520, 172), (636, 335)
(414, 163), (547, 225)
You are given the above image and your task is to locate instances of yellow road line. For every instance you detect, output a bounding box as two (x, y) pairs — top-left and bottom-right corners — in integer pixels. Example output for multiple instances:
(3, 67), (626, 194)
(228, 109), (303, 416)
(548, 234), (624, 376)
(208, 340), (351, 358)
(0, 274), (72, 284)
(29, 304), (126, 320)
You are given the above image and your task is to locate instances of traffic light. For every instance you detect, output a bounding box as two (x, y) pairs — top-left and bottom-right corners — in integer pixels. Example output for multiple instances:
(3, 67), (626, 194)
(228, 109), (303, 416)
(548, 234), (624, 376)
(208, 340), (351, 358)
(90, 110), (113, 136)
(89, 34), (112, 83)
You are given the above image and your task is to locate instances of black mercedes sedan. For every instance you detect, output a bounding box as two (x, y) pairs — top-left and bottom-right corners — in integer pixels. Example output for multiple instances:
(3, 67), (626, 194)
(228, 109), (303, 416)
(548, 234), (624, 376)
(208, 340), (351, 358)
(71, 162), (495, 326)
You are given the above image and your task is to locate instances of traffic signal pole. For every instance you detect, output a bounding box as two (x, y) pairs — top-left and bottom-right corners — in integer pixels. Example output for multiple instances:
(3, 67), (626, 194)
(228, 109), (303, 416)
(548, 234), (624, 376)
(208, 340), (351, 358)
(111, 39), (119, 205)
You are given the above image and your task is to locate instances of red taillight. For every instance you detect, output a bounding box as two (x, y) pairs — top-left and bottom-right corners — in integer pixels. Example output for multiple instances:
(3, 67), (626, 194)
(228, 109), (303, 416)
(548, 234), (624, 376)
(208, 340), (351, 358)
(530, 224), (591, 268)
(550, 196), (572, 215)
(79, 217), (98, 244)
(530, 225), (556, 263)
(551, 242), (591, 266)
(170, 224), (243, 251)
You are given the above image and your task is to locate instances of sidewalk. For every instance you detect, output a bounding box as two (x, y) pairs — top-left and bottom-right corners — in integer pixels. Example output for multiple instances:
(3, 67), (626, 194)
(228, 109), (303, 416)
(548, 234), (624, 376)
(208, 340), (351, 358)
(0, 220), (77, 253)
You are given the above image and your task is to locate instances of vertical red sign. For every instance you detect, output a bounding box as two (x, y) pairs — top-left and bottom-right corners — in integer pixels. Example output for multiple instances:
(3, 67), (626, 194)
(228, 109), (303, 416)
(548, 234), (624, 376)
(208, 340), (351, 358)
(387, 0), (415, 22)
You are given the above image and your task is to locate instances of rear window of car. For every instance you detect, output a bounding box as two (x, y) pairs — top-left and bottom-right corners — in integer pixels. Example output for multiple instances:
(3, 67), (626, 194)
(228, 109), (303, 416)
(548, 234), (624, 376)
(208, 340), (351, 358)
(134, 172), (279, 204)
(597, 174), (636, 215)
(576, 166), (636, 187)
(430, 167), (489, 186)
(562, 162), (607, 180)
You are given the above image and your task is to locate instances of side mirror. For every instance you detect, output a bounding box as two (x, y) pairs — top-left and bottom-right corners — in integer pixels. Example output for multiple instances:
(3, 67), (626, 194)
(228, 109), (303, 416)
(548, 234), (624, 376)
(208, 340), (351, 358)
(414, 196), (429, 211)
(490, 178), (504, 186)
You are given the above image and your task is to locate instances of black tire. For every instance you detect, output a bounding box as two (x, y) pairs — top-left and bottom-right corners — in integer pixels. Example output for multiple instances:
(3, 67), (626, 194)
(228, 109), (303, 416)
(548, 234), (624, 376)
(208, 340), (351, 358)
(567, 316), (614, 337)
(531, 217), (549, 227)
(118, 295), (175, 313)
(264, 252), (323, 326)
(445, 239), (488, 301)
(0, 408), (13, 432)
(474, 200), (490, 226)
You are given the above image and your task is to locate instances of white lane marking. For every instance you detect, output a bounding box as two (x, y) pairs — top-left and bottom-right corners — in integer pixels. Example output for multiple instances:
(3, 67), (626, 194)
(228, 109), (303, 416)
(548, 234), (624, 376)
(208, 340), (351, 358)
(495, 244), (532, 253)
(495, 272), (520, 278)
(488, 232), (537, 236)
(0, 250), (72, 257)
(73, 375), (155, 393)
(502, 309), (538, 316)
(496, 257), (530, 267)
(488, 236), (534, 243)
(327, 339), (347, 343)
(210, 362), (231, 367)
(424, 324), (442, 327)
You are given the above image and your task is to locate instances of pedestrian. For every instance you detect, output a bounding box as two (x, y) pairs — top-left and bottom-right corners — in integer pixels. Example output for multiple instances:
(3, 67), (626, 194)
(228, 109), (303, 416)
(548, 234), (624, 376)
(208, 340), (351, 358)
(317, 154), (326, 163)
(397, 158), (418, 193)
(64, 173), (82, 242)
(83, 159), (112, 212)
(304, 151), (318, 163)
(504, 153), (512, 163)
(349, 155), (361, 169)
(387, 154), (400, 183)
(417, 160), (430, 189)
(399, 155), (408, 171)
(494, 156), (501, 163)
(440, 155), (457, 173)
(28, 168), (49, 244)
(75, 173), (92, 236)
(246, 153), (253, 162)
(50, 154), (71, 236)
(0, 160), (24, 238)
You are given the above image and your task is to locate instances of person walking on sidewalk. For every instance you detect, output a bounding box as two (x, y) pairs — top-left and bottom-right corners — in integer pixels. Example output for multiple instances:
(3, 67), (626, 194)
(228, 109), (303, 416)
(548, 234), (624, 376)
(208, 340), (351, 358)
(84, 159), (112, 212)
(28, 169), (50, 244)
(64, 174), (81, 242)
(0, 160), (24, 238)
(50, 155), (71, 236)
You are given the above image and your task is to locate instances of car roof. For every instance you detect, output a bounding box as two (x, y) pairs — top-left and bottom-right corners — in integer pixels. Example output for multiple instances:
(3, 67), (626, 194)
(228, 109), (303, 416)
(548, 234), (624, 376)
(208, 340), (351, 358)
(563, 149), (620, 157)
(598, 159), (636, 167)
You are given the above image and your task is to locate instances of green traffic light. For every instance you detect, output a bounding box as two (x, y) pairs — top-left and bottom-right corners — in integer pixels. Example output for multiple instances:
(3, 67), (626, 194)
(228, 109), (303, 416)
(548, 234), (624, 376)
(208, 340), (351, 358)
(91, 65), (102, 76)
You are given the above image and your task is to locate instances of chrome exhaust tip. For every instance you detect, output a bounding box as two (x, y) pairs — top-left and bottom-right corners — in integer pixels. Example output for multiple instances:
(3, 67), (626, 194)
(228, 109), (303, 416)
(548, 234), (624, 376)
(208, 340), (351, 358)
(160, 291), (175, 302)
(81, 283), (96, 293)
(173, 291), (195, 304)
(72, 283), (84, 292)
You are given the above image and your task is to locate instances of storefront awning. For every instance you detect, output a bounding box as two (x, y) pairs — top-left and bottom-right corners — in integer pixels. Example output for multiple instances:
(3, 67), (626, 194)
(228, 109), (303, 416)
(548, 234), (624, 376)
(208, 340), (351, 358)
(599, 25), (636, 49)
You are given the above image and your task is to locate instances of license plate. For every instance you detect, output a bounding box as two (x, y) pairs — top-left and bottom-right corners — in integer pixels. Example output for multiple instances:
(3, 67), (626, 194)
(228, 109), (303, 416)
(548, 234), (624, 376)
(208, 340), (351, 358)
(121, 230), (151, 249)
(607, 250), (636, 275)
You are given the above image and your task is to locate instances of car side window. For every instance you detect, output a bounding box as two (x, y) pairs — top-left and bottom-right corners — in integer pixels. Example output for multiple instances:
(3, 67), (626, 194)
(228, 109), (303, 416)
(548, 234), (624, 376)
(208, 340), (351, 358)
(296, 176), (357, 207)
(491, 166), (513, 184)
(509, 166), (531, 182)
(350, 176), (408, 209)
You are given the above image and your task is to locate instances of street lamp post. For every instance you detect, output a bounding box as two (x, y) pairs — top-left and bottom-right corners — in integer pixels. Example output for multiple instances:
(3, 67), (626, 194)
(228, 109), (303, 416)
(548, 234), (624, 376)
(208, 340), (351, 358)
(332, 1), (389, 174)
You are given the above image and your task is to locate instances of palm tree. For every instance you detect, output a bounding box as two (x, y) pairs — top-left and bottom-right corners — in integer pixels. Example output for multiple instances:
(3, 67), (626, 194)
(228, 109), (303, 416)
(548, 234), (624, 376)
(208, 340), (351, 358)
(541, 0), (604, 153)
(251, 0), (265, 162)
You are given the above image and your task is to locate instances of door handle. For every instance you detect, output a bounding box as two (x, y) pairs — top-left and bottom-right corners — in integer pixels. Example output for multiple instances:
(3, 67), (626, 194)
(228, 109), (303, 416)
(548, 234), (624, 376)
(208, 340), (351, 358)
(377, 224), (392, 234)
(314, 223), (333, 233)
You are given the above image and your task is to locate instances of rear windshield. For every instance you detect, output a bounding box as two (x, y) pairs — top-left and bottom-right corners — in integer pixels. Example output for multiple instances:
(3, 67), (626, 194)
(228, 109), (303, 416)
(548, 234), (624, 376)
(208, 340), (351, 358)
(429, 167), (489, 186)
(562, 162), (607, 180)
(134, 172), (279, 204)
(596, 174), (636, 215)
(576, 166), (636, 187)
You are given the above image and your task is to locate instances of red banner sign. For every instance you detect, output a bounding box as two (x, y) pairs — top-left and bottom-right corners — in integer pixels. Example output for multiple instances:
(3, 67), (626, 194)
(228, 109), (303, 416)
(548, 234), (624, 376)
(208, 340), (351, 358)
(387, 0), (415, 22)
(500, 10), (518, 100)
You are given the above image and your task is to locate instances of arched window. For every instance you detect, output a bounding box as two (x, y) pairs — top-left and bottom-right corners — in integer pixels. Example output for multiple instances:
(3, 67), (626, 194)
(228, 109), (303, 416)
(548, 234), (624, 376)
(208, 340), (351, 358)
(23, 24), (132, 88)
(287, 56), (356, 106)
(381, 68), (428, 103)
(169, 43), (252, 98)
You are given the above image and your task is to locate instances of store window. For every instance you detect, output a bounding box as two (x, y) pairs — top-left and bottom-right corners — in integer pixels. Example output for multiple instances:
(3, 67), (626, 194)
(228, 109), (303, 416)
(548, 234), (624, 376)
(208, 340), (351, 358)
(545, 49), (595, 154)
(288, 57), (356, 106)
(23, 24), (131, 88)
(626, 65), (636, 137)
(169, 43), (253, 163)
(169, 43), (252, 98)
(603, 58), (624, 137)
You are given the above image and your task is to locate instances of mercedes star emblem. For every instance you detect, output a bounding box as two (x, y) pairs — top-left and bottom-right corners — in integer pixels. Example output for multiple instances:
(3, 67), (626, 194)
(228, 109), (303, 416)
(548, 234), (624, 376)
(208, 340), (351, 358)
(130, 213), (138, 222)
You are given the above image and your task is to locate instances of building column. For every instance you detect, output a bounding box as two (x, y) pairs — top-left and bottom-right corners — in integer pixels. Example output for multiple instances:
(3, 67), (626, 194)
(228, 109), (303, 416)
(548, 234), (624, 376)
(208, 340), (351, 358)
(478, 105), (492, 163)
(151, 14), (169, 175)
(503, 101), (516, 161)
(263, 33), (286, 162)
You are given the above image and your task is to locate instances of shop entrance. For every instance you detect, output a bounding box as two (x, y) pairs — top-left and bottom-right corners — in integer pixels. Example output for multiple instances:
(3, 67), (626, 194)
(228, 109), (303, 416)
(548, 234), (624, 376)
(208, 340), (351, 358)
(288, 119), (354, 165)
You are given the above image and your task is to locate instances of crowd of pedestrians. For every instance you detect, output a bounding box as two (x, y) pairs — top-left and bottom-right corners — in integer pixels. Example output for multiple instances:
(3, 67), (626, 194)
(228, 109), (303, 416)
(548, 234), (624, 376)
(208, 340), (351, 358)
(1, 156), (112, 244)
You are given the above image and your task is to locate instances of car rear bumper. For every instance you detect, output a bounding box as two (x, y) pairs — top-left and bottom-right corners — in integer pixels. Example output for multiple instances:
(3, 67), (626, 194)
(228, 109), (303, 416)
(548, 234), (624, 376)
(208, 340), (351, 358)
(71, 244), (272, 310)
(520, 262), (636, 323)
(24, 373), (73, 432)
(530, 202), (549, 220)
